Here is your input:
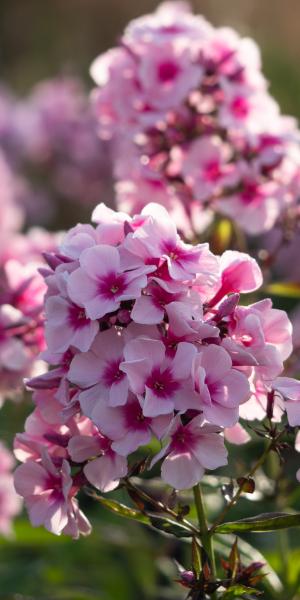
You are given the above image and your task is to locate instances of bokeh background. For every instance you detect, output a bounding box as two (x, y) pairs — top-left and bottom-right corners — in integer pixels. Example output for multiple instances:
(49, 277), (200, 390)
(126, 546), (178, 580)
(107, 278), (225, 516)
(1, 1), (300, 599)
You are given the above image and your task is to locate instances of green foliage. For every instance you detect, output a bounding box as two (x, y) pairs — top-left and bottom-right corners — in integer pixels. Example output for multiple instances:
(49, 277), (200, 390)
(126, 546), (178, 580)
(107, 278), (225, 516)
(215, 512), (300, 534)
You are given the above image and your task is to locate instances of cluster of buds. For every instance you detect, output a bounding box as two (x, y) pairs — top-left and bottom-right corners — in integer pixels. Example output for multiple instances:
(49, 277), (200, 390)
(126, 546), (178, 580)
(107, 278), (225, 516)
(91, 1), (300, 238)
(14, 202), (300, 537)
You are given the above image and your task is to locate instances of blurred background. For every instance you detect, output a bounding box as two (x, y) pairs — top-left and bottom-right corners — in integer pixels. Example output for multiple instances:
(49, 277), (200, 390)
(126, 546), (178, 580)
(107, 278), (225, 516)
(1, 1), (300, 599)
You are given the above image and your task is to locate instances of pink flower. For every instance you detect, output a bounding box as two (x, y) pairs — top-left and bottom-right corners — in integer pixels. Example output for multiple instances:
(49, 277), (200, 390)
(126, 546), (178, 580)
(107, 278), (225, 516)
(192, 345), (250, 426)
(153, 415), (228, 489)
(121, 337), (197, 416)
(224, 423), (250, 445)
(91, 2), (300, 237)
(136, 40), (203, 112)
(0, 443), (22, 536)
(125, 203), (219, 283)
(14, 198), (299, 536)
(68, 429), (127, 492)
(226, 299), (292, 380)
(67, 245), (151, 320)
(14, 451), (91, 538)
(272, 377), (300, 426)
(68, 328), (128, 408)
(45, 295), (98, 353)
(209, 250), (263, 307)
(179, 136), (238, 202)
(88, 393), (172, 456)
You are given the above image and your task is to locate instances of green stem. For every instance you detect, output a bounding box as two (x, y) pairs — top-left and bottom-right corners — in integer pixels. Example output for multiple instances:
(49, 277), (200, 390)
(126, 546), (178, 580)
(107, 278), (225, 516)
(193, 483), (217, 599)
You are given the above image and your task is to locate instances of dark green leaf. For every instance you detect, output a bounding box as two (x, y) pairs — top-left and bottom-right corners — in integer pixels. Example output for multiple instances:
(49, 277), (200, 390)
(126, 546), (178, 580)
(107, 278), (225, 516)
(215, 512), (300, 534)
(149, 515), (193, 538)
(89, 491), (193, 538)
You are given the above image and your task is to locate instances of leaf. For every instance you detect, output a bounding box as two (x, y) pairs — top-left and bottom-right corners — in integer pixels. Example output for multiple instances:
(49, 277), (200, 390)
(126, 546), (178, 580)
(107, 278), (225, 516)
(89, 491), (193, 538)
(192, 536), (202, 578)
(89, 492), (150, 524)
(222, 584), (262, 598)
(264, 282), (300, 299)
(149, 515), (193, 538)
(215, 512), (300, 534)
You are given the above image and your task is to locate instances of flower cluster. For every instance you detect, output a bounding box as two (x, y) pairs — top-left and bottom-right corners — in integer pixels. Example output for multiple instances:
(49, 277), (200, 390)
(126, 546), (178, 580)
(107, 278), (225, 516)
(0, 442), (22, 536)
(14, 202), (300, 536)
(91, 1), (300, 237)
(0, 228), (60, 403)
(0, 76), (112, 225)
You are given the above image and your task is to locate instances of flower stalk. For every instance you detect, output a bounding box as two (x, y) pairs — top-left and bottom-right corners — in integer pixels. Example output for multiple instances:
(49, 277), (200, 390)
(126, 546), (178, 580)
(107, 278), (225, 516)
(193, 483), (217, 599)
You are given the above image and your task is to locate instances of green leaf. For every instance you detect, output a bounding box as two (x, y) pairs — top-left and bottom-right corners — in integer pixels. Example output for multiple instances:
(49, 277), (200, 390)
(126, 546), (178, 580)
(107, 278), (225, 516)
(215, 512), (300, 534)
(264, 282), (300, 298)
(89, 491), (193, 538)
(89, 492), (150, 524)
(222, 584), (262, 598)
(149, 515), (193, 538)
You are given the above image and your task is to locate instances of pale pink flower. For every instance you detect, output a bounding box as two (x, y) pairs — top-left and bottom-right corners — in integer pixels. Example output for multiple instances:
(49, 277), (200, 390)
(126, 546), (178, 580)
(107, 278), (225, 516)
(153, 415), (228, 489)
(192, 344), (250, 426)
(224, 423), (250, 445)
(272, 377), (300, 426)
(121, 337), (197, 416)
(67, 245), (151, 320)
(68, 429), (127, 493)
(14, 451), (91, 537)
(68, 328), (128, 408)
(178, 136), (238, 202)
(88, 393), (172, 456)
(45, 295), (98, 353)
(0, 443), (22, 536)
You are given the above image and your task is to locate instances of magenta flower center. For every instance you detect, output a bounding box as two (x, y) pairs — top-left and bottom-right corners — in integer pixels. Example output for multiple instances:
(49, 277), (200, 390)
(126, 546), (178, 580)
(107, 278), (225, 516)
(125, 401), (149, 430)
(230, 95), (249, 119)
(103, 359), (125, 386)
(98, 272), (126, 300)
(146, 367), (180, 398)
(203, 160), (222, 181)
(241, 181), (262, 205)
(157, 60), (180, 83)
(171, 425), (196, 452)
(68, 303), (90, 330)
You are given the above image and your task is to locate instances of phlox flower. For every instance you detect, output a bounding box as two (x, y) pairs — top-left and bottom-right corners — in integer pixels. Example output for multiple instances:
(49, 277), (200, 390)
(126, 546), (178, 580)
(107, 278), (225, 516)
(14, 450), (91, 538)
(14, 200), (299, 536)
(91, 1), (300, 237)
(121, 337), (197, 416)
(153, 415), (228, 489)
